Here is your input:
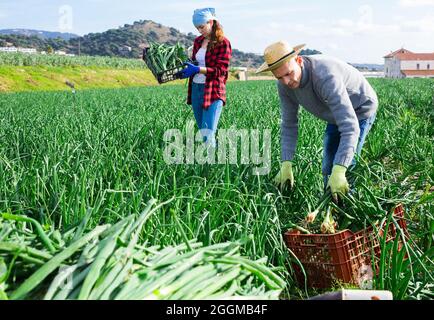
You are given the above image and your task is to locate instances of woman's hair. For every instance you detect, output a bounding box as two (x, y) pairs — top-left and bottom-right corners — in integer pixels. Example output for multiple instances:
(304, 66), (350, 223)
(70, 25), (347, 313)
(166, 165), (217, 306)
(208, 20), (224, 50)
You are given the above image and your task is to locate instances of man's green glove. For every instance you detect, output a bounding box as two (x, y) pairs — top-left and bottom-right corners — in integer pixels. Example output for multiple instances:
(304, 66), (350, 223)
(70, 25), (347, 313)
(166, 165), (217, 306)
(327, 164), (350, 200)
(274, 161), (294, 190)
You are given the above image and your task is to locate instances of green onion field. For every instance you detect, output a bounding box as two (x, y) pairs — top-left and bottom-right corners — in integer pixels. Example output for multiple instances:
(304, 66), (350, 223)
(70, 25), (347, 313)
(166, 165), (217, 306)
(0, 78), (433, 300)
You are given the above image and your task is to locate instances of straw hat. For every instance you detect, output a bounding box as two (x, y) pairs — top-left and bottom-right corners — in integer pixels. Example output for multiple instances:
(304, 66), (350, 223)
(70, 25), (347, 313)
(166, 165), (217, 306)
(256, 41), (306, 73)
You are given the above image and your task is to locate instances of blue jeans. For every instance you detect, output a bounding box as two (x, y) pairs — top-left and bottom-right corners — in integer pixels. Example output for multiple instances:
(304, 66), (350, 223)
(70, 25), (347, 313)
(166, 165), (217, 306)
(191, 82), (223, 148)
(322, 112), (377, 188)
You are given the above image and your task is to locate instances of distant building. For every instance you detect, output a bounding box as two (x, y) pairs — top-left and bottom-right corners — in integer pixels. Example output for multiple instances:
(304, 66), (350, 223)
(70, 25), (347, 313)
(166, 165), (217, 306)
(232, 67), (248, 81)
(0, 47), (18, 52)
(0, 47), (37, 54)
(55, 50), (67, 56)
(18, 48), (37, 54)
(360, 71), (384, 78)
(119, 46), (132, 56)
(384, 48), (434, 78)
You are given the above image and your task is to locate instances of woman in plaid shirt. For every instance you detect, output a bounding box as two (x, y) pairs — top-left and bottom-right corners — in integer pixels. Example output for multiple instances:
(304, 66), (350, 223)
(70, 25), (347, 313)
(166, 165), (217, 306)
(178, 8), (232, 148)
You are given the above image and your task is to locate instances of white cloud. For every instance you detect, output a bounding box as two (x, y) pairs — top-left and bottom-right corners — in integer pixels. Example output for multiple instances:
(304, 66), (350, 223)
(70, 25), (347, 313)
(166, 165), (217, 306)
(399, 0), (434, 7)
(249, 18), (400, 41)
(327, 43), (340, 50)
(157, 0), (262, 13)
(258, 5), (400, 38)
(334, 19), (354, 28)
(354, 23), (401, 36)
(400, 17), (434, 33)
(224, 6), (317, 21)
(240, 0), (433, 64)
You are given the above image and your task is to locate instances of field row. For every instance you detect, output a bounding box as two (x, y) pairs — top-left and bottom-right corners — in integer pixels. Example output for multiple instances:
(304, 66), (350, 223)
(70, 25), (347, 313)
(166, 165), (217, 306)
(0, 79), (433, 299)
(0, 52), (147, 69)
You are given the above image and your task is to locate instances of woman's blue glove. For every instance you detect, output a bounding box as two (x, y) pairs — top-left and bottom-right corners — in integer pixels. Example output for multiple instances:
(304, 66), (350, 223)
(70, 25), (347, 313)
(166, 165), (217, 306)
(178, 62), (200, 79)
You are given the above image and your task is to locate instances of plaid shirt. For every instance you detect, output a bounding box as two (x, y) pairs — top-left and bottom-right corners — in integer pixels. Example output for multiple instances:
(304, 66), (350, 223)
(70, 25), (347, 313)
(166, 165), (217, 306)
(187, 36), (232, 109)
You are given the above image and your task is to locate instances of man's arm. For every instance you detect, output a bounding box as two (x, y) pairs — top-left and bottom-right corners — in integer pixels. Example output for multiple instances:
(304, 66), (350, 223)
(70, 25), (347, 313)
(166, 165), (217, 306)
(277, 82), (299, 162)
(317, 75), (360, 167)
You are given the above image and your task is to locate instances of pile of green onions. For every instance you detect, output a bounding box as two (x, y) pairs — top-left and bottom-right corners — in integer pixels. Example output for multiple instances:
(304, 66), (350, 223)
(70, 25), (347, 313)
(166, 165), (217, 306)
(0, 199), (285, 300)
(295, 189), (397, 235)
(145, 42), (188, 74)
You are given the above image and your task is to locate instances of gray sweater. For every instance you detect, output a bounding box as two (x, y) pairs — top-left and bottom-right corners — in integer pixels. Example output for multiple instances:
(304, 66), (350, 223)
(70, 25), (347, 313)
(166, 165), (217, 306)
(278, 55), (378, 167)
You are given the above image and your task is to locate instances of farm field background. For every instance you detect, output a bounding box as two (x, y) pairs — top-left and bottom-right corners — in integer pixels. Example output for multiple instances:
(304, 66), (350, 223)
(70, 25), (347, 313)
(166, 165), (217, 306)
(0, 78), (433, 299)
(0, 52), (148, 69)
(0, 53), (237, 92)
(0, 65), (160, 92)
(0, 53), (158, 92)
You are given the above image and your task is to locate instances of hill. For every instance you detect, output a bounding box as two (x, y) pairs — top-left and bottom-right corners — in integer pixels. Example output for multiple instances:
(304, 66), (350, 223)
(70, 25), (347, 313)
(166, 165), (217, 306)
(350, 63), (384, 71)
(0, 34), (69, 52)
(0, 20), (320, 68)
(0, 29), (79, 40)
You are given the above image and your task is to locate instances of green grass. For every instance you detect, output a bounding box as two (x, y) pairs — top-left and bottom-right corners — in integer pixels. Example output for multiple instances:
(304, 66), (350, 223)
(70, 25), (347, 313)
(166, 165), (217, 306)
(0, 78), (432, 299)
(0, 65), (236, 93)
(0, 65), (163, 92)
(0, 52), (147, 69)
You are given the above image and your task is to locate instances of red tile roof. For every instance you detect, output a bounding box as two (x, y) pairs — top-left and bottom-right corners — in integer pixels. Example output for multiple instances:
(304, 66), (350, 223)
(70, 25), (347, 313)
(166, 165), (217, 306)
(398, 53), (434, 60)
(384, 48), (434, 61)
(384, 48), (413, 58)
(402, 70), (434, 77)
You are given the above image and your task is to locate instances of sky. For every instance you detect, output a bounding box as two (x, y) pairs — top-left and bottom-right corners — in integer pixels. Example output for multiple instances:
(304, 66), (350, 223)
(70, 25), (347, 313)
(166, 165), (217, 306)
(0, 0), (433, 63)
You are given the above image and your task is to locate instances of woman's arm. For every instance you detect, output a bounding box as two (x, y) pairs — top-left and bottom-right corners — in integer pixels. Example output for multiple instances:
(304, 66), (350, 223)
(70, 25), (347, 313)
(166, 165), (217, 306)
(198, 67), (208, 75)
(205, 39), (232, 78)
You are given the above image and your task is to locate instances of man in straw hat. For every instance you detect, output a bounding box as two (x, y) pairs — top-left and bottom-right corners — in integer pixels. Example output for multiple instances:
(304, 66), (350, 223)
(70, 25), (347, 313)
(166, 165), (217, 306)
(257, 41), (378, 200)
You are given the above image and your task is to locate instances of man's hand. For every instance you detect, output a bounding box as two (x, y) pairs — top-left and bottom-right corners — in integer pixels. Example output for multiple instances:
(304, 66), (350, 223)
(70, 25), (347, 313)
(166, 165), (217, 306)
(327, 164), (350, 201)
(274, 161), (294, 190)
(177, 62), (200, 79)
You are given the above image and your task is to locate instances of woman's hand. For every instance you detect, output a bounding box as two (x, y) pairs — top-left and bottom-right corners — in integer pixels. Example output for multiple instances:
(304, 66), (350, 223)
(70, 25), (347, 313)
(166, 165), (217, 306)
(178, 62), (200, 79)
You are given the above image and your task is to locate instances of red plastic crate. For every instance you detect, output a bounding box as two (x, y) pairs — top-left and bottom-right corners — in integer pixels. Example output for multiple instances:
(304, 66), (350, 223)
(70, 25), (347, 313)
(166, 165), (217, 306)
(284, 204), (407, 289)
